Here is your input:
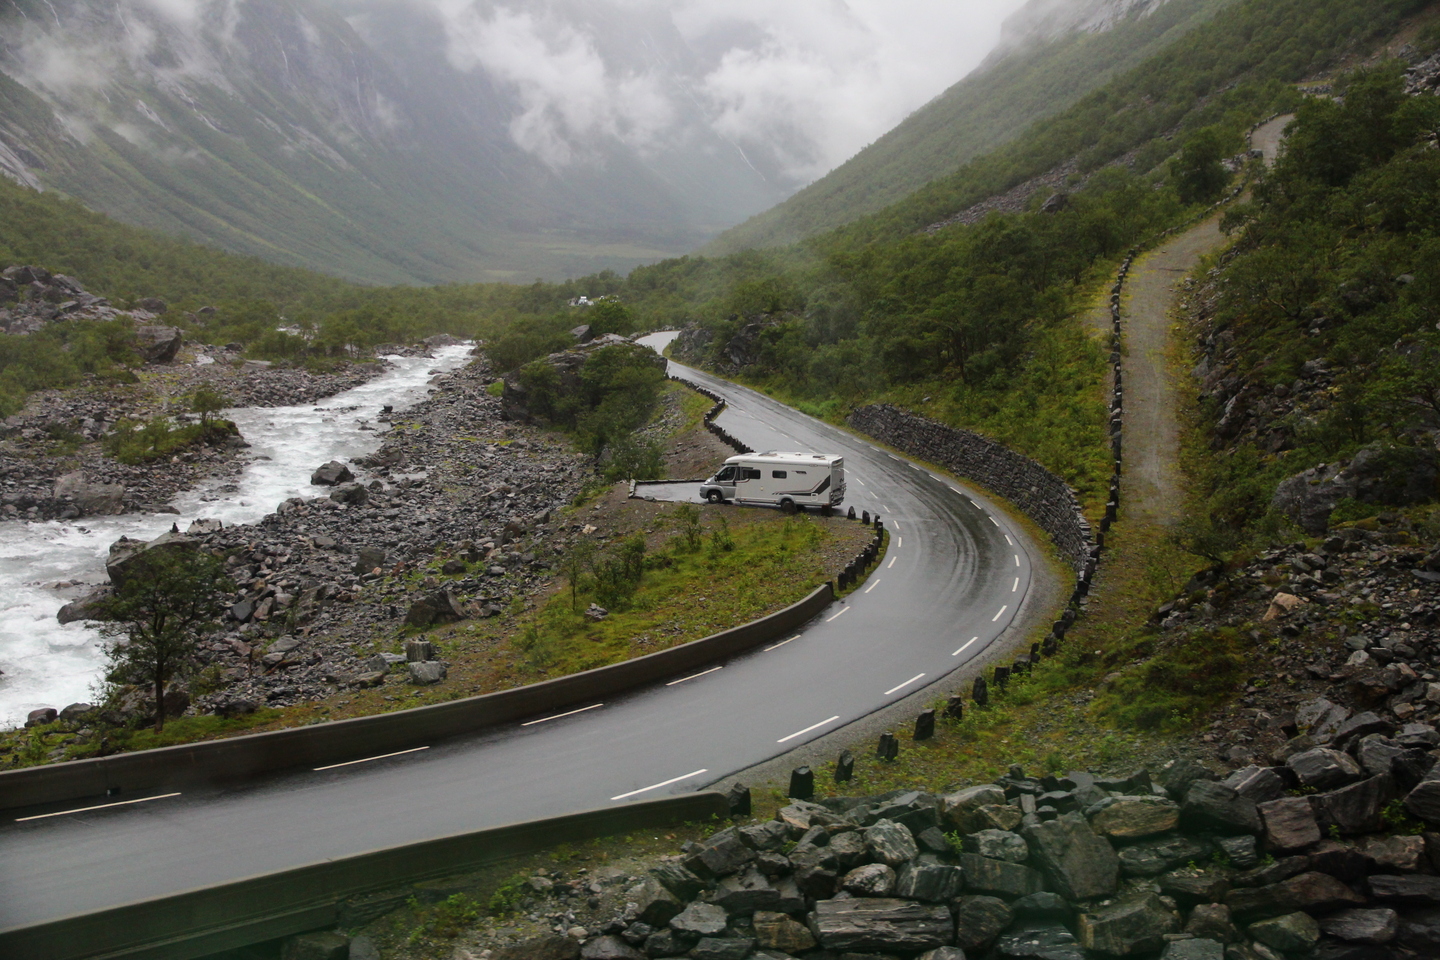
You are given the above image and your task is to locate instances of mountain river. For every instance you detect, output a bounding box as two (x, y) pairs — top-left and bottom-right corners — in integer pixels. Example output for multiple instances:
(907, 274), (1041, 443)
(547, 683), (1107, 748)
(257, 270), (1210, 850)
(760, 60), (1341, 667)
(0, 344), (474, 729)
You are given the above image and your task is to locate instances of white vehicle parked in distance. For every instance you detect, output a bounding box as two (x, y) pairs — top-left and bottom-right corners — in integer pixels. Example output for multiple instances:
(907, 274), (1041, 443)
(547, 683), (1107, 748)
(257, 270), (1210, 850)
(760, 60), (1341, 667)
(698, 452), (845, 512)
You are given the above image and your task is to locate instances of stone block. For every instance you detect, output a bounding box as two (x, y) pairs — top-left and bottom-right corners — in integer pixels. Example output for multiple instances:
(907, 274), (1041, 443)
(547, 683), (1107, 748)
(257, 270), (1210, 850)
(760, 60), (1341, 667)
(1181, 782), (1261, 835)
(1118, 835), (1211, 877)
(1076, 894), (1179, 956)
(752, 912), (815, 954)
(962, 829), (1028, 863)
(1087, 796), (1181, 839)
(1257, 796), (1320, 852)
(864, 819), (918, 867)
(1023, 814), (1120, 901)
(1248, 912), (1320, 953)
(1225, 871), (1365, 921)
(957, 853), (1044, 898)
(1319, 908), (1399, 945)
(952, 896), (1011, 953)
(1310, 774), (1395, 835)
(1288, 748), (1364, 789)
(894, 859), (964, 902)
(807, 898), (953, 953)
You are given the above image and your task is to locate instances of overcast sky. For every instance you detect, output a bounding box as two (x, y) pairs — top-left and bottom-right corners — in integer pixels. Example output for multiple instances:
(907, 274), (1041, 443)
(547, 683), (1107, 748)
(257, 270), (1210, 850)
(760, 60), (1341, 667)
(425, 0), (1031, 183)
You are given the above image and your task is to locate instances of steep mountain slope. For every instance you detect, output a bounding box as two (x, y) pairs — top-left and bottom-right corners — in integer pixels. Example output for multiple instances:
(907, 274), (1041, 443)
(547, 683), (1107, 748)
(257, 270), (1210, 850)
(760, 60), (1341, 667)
(707, 0), (1236, 254)
(0, 0), (785, 284)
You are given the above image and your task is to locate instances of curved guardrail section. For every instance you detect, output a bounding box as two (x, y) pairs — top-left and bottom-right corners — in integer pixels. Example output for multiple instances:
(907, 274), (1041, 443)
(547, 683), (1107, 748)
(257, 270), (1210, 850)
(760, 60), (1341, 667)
(0, 585), (833, 813)
(0, 791), (729, 960)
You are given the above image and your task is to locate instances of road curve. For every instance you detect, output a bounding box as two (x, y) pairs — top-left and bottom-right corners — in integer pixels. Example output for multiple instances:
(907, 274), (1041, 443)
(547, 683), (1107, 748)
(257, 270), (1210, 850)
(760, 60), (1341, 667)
(0, 345), (1038, 930)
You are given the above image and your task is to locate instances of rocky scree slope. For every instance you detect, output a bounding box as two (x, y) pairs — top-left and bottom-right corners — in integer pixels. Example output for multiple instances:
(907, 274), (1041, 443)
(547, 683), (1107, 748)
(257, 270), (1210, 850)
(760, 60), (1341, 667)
(340, 750), (1440, 960)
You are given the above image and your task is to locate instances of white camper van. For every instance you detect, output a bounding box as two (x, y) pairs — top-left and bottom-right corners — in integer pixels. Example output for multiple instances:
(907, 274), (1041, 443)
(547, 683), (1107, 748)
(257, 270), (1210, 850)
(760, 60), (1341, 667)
(699, 452), (845, 511)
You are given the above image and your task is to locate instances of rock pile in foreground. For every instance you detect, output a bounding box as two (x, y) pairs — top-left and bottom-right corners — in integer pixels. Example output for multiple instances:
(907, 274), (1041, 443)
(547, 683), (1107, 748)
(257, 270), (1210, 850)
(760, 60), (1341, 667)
(497, 756), (1440, 960)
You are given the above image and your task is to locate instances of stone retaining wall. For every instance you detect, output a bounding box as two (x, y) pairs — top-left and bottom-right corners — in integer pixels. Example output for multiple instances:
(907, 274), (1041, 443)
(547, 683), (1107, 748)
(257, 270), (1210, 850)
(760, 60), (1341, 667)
(847, 405), (1094, 576)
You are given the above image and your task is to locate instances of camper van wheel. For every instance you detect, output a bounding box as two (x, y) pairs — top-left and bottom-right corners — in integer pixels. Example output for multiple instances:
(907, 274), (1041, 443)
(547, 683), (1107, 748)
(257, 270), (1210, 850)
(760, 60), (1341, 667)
(707, 490), (724, 504)
(780, 499), (797, 515)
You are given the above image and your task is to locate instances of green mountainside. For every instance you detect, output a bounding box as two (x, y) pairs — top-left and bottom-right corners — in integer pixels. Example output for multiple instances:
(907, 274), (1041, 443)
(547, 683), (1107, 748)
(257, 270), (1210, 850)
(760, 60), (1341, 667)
(707, 0), (1240, 254)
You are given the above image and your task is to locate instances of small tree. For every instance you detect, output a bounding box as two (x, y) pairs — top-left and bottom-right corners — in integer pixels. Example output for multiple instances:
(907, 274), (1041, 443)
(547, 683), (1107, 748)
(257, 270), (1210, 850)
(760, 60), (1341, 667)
(558, 539), (596, 612)
(189, 385), (229, 430)
(98, 549), (232, 732)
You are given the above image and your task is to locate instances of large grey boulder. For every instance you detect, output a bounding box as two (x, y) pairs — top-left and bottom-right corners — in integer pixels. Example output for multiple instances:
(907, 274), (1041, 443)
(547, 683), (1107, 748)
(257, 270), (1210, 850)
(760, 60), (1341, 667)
(1320, 908), (1399, 944)
(629, 878), (682, 926)
(939, 785), (1007, 832)
(1118, 834), (1211, 877)
(1287, 747), (1364, 789)
(963, 829), (1029, 863)
(953, 896), (1012, 953)
(1184, 903), (1240, 943)
(1310, 773), (1395, 835)
(57, 587), (111, 624)
(807, 898), (952, 953)
(1272, 445), (1439, 534)
(1076, 894), (1178, 956)
(1248, 912), (1320, 953)
(957, 853), (1044, 898)
(752, 912), (814, 954)
(311, 460), (354, 486)
(106, 531), (199, 588)
(1086, 796), (1180, 839)
(406, 661), (446, 685)
(1180, 781), (1261, 835)
(894, 858), (964, 902)
(1225, 871), (1365, 921)
(135, 324), (182, 363)
(54, 472), (125, 516)
(840, 864), (895, 896)
(1257, 796), (1321, 852)
(1404, 774), (1440, 825)
(709, 867), (781, 915)
(864, 819), (918, 866)
(684, 830), (755, 879)
(669, 902), (728, 937)
(1023, 814), (1119, 901)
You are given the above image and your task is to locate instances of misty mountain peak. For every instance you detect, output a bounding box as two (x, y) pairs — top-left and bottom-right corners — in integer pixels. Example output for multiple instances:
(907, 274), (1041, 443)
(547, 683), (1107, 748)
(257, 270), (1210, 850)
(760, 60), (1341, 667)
(997, 0), (1176, 52)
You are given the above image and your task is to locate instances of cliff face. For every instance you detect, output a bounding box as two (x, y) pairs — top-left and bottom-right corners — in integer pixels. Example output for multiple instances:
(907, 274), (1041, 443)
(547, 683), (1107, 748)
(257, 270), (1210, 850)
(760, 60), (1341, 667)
(996, 0), (1179, 51)
(0, 0), (784, 284)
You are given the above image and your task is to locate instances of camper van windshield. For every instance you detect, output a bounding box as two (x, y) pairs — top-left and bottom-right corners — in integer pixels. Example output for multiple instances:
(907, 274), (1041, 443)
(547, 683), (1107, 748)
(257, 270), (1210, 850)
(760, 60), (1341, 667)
(715, 466), (736, 481)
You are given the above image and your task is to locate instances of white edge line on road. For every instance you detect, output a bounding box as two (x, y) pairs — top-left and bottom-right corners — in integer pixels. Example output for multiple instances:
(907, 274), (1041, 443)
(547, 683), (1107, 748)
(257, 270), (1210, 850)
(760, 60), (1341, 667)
(1013, 577), (1020, 592)
(887, 555), (896, 568)
(778, 715), (841, 743)
(885, 673), (927, 697)
(521, 703), (604, 726)
(315, 746), (430, 771)
(992, 605), (1009, 622)
(952, 637), (980, 657)
(764, 635), (801, 652)
(15, 792), (182, 822)
(864, 578), (881, 594)
(667, 666), (722, 686)
(826, 607), (849, 622)
(611, 769), (709, 801)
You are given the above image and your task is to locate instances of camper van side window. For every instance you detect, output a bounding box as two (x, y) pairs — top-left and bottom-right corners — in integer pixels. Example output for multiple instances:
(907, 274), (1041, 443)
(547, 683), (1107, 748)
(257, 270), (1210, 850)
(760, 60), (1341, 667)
(744, 468), (762, 480)
(772, 470), (787, 479)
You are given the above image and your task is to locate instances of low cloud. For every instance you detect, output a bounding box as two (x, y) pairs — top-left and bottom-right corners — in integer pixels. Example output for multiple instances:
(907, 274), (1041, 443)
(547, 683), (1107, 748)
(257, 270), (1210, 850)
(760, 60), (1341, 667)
(428, 0), (1025, 184)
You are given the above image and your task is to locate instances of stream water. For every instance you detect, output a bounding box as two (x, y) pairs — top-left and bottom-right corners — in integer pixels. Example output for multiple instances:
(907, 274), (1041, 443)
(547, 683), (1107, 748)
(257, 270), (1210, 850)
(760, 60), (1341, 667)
(0, 344), (474, 728)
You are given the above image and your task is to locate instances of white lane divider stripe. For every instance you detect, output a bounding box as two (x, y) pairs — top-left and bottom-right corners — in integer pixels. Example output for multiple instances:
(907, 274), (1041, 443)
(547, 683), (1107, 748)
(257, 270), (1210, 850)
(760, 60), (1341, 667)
(897, 537), (903, 547)
(667, 666), (722, 686)
(826, 607), (849, 622)
(611, 769), (709, 801)
(988, 516), (1000, 527)
(521, 703), (603, 726)
(1014, 554), (1020, 567)
(885, 673), (927, 696)
(15, 792), (182, 822)
(887, 555), (897, 568)
(315, 746), (429, 771)
(1013, 578), (1020, 592)
(778, 715), (840, 743)
(764, 635), (801, 652)
(856, 478), (867, 487)
(952, 637), (980, 657)
(992, 605), (1008, 622)
(1005, 535), (1014, 545)
(864, 578), (881, 594)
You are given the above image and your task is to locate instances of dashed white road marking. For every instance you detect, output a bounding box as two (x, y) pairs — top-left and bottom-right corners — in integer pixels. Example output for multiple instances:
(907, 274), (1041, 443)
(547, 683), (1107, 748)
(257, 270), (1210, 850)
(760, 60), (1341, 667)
(15, 792), (183, 822)
(611, 769), (709, 801)
(1012, 577), (1020, 592)
(778, 716), (840, 743)
(885, 673), (926, 696)
(1005, 535), (1014, 545)
(898, 537), (903, 547)
(988, 516), (1000, 527)
(864, 578), (881, 594)
(522, 704), (603, 726)
(315, 746), (429, 771)
(826, 607), (849, 622)
(887, 555), (897, 568)
(992, 605), (1009, 621)
(764, 635), (801, 652)
(1014, 554), (1020, 567)
(667, 666), (722, 686)
(856, 478), (867, 487)
(952, 637), (980, 657)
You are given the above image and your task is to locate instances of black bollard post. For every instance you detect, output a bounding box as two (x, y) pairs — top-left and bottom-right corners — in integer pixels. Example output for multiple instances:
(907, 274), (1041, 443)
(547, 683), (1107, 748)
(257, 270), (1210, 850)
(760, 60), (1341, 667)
(972, 675), (989, 707)
(877, 732), (899, 761)
(1042, 636), (1059, 658)
(945, 695), (965, 722)
(862, 510), (870, 525)
(994, 665), (1010, 691)
(726, 783), (752, 817)
(835, 750), (855, 783)
(788, 766), (815, 801)
(847, 506), (856, 520)
(914, 708), (936, 741)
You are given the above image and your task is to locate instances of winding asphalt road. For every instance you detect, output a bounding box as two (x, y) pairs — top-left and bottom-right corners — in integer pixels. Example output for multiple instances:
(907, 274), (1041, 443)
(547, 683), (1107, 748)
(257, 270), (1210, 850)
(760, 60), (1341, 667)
(0, 340), (1037, 930)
